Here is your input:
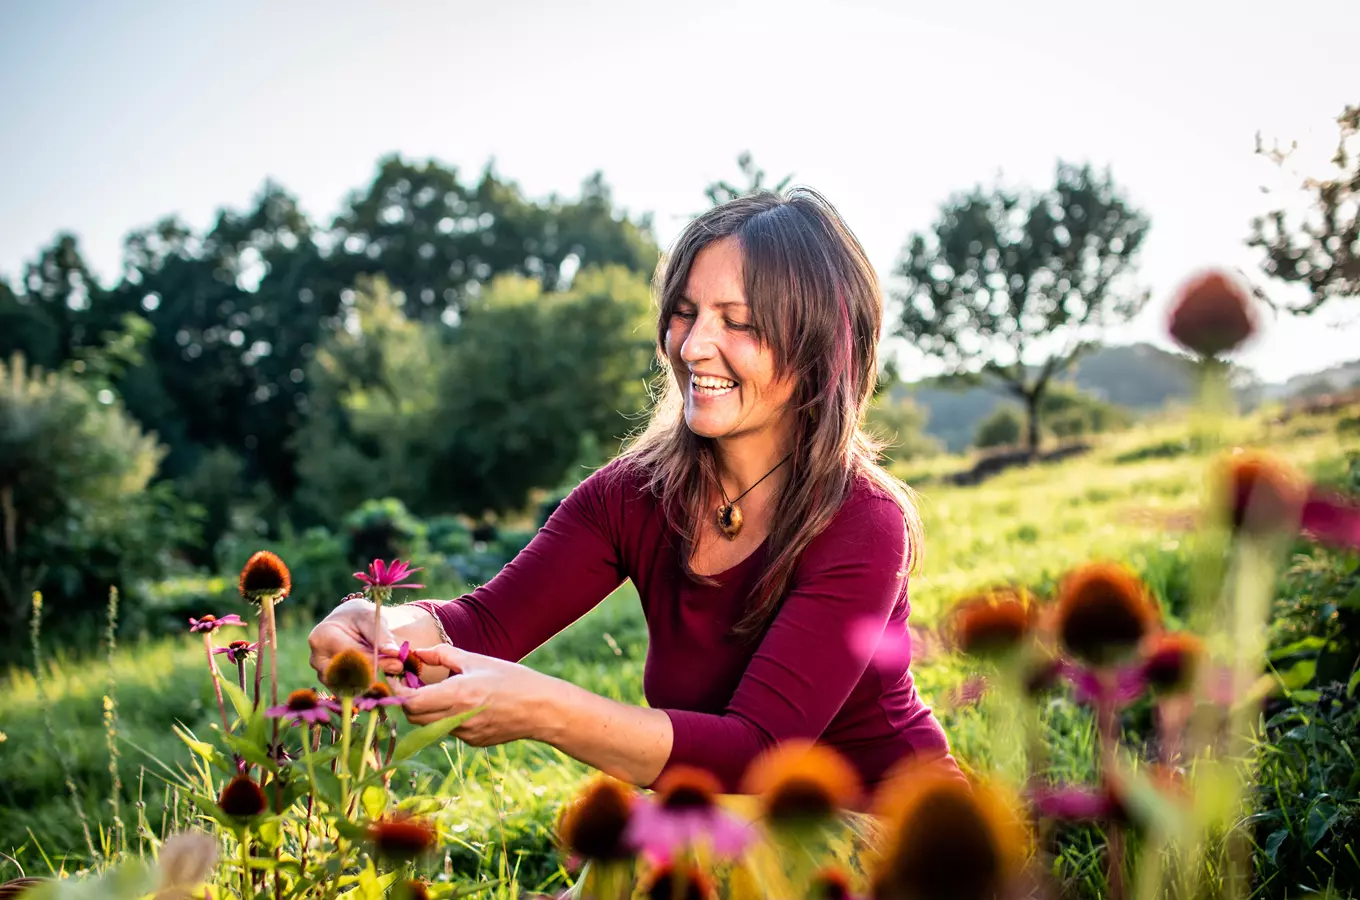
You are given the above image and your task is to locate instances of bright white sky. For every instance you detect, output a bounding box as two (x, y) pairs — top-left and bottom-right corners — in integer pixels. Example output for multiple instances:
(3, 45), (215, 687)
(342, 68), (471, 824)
(1, 0), (1356, 383)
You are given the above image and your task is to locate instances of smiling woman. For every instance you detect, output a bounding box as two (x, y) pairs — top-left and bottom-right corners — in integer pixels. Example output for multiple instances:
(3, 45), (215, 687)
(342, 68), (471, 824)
(307, 188), (956, 796)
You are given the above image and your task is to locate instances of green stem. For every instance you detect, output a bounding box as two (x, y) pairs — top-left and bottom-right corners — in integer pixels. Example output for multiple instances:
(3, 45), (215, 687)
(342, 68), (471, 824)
(371, 591), (385, 684)
(1096, 677), (1125, 900)
(355, 710), (380, 785)
(203, 633), (231, 734)
(239, 829), (251, 900)
(339, 695), (355, 809)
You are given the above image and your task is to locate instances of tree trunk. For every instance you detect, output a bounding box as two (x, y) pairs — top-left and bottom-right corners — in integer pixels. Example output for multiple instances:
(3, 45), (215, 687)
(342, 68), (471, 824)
(1025, 390), (1042, 459)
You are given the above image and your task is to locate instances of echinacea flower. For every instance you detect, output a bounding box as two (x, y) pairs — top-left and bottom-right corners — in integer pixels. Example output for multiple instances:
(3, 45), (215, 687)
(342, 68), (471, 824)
(640, 862), (715, 900)
(395, 881), (432, 900)
(742, 740), (861, 827)
(324, 649), (374, 697)
(188, 614), (245, 633)
(354, 681), (406, 712)
(380, 641), (425, 688)
(557, 775), (638, 863)
(217, 774), (267, 820)
(238, 550), (291, 604)
(1140, 631), (1204, 696)
(810, 868), (857, 900)
(1166, 268), (1258, 359)
(367, 813), (437, 862)
(946, 589), (1033, 659)
(626, 766), (753, 861)
(1218, 449), (1360, 549)
(1053, 562), (1160, 668)
(871, 761), (1026, 900)
(213, 640), (259, 664)
(354, 558), (425, 591)
(265, 688), (338, 725)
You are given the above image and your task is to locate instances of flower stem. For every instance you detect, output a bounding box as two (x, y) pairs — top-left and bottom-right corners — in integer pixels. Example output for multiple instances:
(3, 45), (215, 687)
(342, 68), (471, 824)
(355, 710), (380, 785)
(239, 829), (251, 900)
(339, 696), (355, 810)
(237, 659), (248, 696)
(1095, 676), (1125, 900)
(203, 633), (231, 734)
(253, 609), (265, 711)
(371, 590), (385, 683)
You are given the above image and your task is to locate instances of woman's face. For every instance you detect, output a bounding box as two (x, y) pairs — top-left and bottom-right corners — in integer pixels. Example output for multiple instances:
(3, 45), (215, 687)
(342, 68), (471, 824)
(665, 236), (798, 444)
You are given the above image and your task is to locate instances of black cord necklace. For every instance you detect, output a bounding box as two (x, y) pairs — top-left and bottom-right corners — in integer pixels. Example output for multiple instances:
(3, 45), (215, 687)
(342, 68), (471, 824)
(715, 452), (794, 540)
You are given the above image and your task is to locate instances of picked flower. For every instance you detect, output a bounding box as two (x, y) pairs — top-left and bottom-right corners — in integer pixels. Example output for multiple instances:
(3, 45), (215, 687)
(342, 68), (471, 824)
(213, 640), (259, 664)
(742, 739), (861, 827)
(946, 588), (1032, 658)
(265, 688), (339, 725)
(188, 614), (245, 633)
(354, 558), (425, 591)
(217, 773), (267, 820)
(1053, 562), (1160, 667)
(381, 641), (425, 689)
(324, 648), (375, 697)
(640, 861), (715, 900)
(871, 761), (1026, 900)
(557, 775), (638, 863)
(239, 550), (291, 604)
(354, 681), (406, 712)
(1166, 268), (1257, 358)
(626, 766), (753, 861)
(367, 812), (438, 862)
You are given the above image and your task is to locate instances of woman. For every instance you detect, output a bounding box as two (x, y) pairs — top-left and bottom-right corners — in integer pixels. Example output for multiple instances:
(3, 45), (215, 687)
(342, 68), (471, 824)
(307, 188), (955, 794)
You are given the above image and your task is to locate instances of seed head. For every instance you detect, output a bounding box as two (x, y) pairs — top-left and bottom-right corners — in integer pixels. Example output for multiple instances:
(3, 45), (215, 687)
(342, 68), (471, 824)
(947, 589), (1033, 658)
(239, 550), (291, 604)
(217, 774), (267, 819)
(742, 740), (861, 826)
(1054, 562), (1160, 667)
(368, 813), (437, 862)
(556, 776), (636, 861)
(324, 649), (375, 697)
(1141, 631), (1204, 695)
(1218, 449), (1306, 538)
(1167, 268), (1257, 358)
(641, 862), (715, 900)
(654, 765), (721, 812)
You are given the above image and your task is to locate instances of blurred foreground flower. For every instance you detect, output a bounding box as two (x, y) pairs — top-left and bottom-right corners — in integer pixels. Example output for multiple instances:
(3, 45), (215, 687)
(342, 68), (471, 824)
(188, 614), (244, 633)
(1054, 562), (1159, 667)
(367, 813), (437, 863)
(947, 588), (1033, 659)
(1166, 268), (1257, 358)
(266, 688), (338, 725)
(239, 550), (291, 604)
(810, 868), (857, 900)
(641, 861), (715, 900)
(324, 648), (375, 697)
(871, 761), (1026, 900)
(742, 739), (861, 828)
(626, 766), (752, 861)
(1220, 449), (1360, 547)
(217, 773), (267, 821)
(154, 830), (218, 900)
(557, 775), (638, 863)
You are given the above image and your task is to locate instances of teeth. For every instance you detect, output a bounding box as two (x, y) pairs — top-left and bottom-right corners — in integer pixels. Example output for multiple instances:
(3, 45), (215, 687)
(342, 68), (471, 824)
(692, 375), (737, 389)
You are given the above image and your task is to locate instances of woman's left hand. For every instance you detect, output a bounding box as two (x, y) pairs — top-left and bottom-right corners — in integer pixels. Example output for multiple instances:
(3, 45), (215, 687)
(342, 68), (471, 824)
(389, 644), (550, 747)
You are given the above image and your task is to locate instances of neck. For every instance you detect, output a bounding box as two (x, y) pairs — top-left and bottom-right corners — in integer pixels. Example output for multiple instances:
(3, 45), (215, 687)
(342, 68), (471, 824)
(712, 421), (797, 499)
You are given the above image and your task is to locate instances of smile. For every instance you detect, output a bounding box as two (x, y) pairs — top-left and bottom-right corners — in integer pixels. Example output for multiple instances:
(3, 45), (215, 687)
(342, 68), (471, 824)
(690, 374), (738, 397)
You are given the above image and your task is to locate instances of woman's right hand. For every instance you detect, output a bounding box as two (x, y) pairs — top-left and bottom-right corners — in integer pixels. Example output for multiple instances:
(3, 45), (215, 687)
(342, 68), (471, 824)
(307, 597), (404, 682)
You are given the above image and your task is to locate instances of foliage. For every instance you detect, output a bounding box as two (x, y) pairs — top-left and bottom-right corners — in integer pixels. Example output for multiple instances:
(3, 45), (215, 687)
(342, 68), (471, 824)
(703, 151), (794, 207)
(974, 404), (1024, 449)
(864, 390), (941, 463)
(1250, 102), (1360, 313)
(0, 353), (193, 647)
(893, 162), (1151, 454)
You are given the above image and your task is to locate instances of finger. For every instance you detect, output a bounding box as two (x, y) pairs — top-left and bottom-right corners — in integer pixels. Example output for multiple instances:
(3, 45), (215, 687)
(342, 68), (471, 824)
(308, 651), (330, 677)
(392, 681), (456, 719)
(413, 644), (468, 672)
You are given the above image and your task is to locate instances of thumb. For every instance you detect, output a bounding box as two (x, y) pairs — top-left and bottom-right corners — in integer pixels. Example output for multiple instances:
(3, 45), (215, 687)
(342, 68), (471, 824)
(413, 643), (468, 673)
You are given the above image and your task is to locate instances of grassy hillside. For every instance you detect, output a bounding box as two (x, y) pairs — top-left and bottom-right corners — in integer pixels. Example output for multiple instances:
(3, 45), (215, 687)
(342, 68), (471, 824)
(2, 404), (1355, 896)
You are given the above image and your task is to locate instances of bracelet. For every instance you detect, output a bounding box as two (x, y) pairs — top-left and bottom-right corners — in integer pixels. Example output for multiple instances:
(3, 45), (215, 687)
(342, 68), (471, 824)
(416, 601), (452, 646)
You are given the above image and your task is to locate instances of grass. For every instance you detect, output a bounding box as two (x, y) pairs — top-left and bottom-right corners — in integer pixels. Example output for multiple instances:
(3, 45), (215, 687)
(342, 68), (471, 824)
(1, 403), (1356, 896)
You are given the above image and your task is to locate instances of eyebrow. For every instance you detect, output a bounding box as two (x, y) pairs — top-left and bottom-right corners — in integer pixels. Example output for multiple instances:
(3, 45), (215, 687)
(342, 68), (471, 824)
(678, 295), (749, 310)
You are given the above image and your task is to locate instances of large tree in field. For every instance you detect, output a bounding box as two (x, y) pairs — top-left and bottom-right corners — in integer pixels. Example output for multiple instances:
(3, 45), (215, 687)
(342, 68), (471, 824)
(892, 162), (1150, 455)
(1250, 103), (1359, 313)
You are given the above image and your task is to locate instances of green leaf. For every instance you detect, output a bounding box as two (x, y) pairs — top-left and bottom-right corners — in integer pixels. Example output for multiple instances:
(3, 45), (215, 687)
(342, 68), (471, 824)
(391, 709), (481, 764)
(1267, 636), (1328, 660)
(218, 670), (255, 726)
(1290, 689), (1321, 704)
(310, 769), (343, 807)
(1306, 803), (1340, 847)
(174, 726), (232, 773)
(1264, 828), (1288, 865)
(185, 791), (237, 830)
(361, 783), (387, 820)
(1349, 667), (1360, 698)
(224, 733), (278, 774)
(1275, 659), (1318, 692)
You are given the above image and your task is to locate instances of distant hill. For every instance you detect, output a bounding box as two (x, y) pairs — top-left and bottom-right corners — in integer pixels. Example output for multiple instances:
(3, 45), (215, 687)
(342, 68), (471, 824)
(894, 343), (1360, 453)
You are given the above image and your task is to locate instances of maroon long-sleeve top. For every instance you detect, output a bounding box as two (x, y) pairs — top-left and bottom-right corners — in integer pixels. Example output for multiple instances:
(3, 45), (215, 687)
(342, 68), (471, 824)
(411, 457), (953, 792)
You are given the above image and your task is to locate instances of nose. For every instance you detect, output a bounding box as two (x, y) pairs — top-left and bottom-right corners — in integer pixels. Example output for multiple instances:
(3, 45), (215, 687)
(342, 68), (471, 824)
(679, 311), (720, 365)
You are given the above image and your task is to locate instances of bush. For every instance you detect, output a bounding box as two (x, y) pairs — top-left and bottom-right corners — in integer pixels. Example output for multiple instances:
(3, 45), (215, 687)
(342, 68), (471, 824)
(0, 354), (197, 649)
(975, 405), (1024, 449)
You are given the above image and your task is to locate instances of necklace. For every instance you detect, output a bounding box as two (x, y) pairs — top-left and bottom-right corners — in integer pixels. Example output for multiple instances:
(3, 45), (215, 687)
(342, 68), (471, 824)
(715, 452), (794, 540)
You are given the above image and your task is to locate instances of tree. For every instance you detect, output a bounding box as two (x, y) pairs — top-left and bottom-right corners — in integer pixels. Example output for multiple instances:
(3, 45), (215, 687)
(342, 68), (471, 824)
(1250, 103), (1359, 312)
(704, 152), (794, 207)
(893, 162), (1150, 455)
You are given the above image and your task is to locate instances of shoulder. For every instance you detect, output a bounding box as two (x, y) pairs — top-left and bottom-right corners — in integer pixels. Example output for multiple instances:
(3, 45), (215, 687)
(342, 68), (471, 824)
(801, 474), (909, 568)
(554, 455), (657, 524)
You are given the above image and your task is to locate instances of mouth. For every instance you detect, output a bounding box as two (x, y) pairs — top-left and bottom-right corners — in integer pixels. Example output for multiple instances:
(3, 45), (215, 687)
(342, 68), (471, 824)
(690, 374), (738, 398)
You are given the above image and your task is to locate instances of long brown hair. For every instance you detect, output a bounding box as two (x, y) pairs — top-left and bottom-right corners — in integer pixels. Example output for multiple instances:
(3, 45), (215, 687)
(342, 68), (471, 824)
(618, 188), (923, 640)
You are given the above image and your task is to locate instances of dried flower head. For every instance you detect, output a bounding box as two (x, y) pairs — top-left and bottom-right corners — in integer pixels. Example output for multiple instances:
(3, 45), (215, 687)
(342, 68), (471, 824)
(238, 551), (291, 604)
(742, 740), (861, 826)
(1054, 562), (1159, 667)
(1219, 449), (1306, 538)
(557, 776), (636, 861)
(871, 762), (1026, 900)
(368, 813), (437, 862)
(217, 774), (267, 819)
(1167, 268), (1257, 358)
(641, 862), (715, 900)
(655, 765), (722, 811)
(1139, 631), (1204, 696)
(324, 649), (375, 697)
(947, 589), (1033, 658)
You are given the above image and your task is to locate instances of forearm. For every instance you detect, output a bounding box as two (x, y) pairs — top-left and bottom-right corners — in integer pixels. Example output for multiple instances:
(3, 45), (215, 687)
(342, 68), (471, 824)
(533, 676), (673, 788)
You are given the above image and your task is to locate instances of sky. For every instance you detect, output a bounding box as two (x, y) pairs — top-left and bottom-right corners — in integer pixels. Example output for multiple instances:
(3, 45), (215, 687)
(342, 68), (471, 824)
(1, 0), (1357, 384)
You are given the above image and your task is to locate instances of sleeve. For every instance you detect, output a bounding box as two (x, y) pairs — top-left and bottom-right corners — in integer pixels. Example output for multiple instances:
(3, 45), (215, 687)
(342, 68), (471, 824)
(654, 493), (909, 792)
(407, 462), (629, 662)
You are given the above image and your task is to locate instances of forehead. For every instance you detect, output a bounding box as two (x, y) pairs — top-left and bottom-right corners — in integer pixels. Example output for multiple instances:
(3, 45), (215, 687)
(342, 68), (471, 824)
(681, 236), (747, 306)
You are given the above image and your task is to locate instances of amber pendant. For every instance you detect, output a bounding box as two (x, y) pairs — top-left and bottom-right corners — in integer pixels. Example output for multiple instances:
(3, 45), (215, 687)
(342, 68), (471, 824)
(716, 503), (743, 540)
